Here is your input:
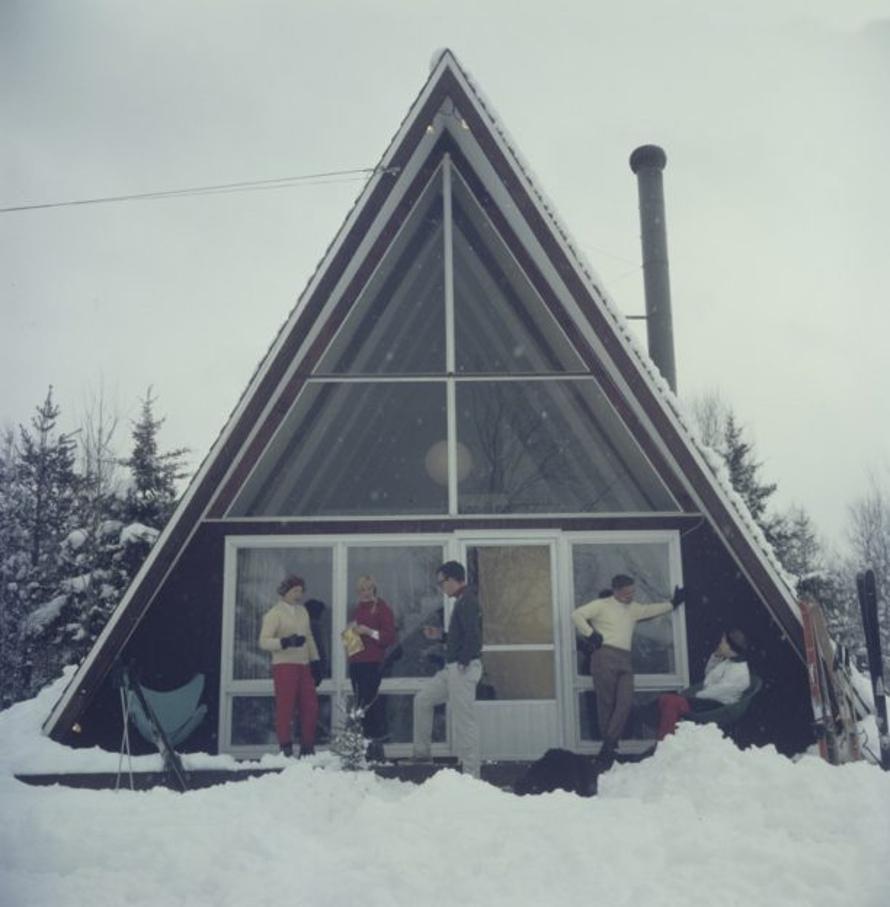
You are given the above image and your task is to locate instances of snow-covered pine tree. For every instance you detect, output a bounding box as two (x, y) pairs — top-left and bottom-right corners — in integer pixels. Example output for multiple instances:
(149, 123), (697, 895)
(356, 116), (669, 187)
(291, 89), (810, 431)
(23, 388), (187, 694)
(1, 389), (81, 700)
(118, 388), (188, 527)
(0, 427), (30, 707)
(721, 413), (779, 530)
(689, 393), (835, 604)
(330, 695), (368, 771)
(24, 394), (127, 693)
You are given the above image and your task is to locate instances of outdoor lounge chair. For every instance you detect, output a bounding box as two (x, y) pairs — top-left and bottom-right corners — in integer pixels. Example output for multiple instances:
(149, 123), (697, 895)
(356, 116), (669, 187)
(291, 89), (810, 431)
(126, 673), (207, 749)
(116, 668), (206, 791)
(681, 673), (763, 729)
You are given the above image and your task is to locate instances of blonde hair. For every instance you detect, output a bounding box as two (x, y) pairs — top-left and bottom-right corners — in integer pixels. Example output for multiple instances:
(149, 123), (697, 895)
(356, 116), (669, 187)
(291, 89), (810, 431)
(356, 575), (377, 595)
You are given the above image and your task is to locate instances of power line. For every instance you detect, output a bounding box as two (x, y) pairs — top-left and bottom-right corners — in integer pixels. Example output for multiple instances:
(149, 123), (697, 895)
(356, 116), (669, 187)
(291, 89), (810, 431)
(0, 166), (400, 214)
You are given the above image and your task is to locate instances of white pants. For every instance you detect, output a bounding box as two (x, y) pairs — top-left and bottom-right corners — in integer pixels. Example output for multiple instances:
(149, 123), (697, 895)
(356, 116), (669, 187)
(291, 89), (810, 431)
(413, 659), (482, 778)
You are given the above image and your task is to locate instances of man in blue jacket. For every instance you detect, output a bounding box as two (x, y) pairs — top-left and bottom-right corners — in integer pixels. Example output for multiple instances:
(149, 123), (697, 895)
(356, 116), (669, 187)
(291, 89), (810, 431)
(412, 561), (483, 778)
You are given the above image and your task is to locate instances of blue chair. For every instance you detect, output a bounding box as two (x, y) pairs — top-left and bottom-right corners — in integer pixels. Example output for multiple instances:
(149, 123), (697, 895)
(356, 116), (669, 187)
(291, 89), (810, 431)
(116, 669), (206, 791)
(126, 674), (207, 748)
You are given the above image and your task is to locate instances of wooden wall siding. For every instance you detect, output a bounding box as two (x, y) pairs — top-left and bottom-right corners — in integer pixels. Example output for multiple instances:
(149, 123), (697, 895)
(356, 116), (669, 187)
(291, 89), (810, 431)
(679, 522), (813, 755)
(68, 524), (224, 752)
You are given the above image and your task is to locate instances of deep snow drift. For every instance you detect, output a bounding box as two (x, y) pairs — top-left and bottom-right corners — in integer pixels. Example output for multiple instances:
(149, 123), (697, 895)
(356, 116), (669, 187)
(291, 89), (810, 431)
(1, 673), (889, 907)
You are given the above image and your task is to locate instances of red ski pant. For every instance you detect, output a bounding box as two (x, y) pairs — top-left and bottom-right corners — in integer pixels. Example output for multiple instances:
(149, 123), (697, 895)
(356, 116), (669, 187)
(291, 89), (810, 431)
(656, 692), (691, 740)
(272, 663), (318, 748)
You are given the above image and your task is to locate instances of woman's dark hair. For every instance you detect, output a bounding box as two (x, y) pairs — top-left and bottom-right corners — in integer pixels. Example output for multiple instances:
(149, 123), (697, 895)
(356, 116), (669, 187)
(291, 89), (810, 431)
(611, 574), (635, 590)
(278, 575), (306, 597)
(725, 627), (748, 657)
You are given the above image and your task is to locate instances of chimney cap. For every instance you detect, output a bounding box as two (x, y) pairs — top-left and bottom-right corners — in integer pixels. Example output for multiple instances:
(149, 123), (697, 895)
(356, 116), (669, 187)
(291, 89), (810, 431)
(630, 144), (667, 174)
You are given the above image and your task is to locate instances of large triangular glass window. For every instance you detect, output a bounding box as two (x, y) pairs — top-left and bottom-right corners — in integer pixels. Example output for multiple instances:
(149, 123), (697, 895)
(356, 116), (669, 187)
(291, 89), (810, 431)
(315, 169), (446, 375)
(229, 381), (448, 517)
(456, 379), (677, 513)
(451, 170), (584, 374)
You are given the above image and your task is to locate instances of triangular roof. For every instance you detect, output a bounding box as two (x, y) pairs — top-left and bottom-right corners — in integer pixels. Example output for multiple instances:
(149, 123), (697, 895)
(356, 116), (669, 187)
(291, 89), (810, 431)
(44, 49), (804, 740)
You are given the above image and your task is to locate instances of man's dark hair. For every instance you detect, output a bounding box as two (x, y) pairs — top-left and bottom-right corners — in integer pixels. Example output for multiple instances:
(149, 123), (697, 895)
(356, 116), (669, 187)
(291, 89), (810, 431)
(611, 574), (634, 590)
(278, 575), (306, 596)
(437, 561), (466, 583)
(725, 627), (748, 657)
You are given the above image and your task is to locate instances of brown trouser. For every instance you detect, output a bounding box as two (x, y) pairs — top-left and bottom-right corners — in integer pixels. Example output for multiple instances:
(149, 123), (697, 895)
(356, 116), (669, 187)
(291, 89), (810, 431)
(590, 645), (634, 744)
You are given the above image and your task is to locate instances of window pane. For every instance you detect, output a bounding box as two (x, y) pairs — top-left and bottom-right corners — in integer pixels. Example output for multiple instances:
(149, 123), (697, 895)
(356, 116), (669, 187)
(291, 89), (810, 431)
(315, 170), (446, 375)
(481, 651), (555, 700)
(571, 542), (676, 675)
(451, 171), (584, 373)
(578, 690), (660, 742)
(346, 545), (445, 679)
(457, 380), (677, 514)
(230, 382), (449, 516)
(231, 695), (333, 747)
(466, 545), (552, 645)
(234, 546), (333, 680)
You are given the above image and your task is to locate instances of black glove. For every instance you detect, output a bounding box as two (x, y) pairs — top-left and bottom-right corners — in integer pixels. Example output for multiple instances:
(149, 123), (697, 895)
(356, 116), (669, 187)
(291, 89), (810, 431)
(584, 631), (604, 651)
(280, 634), (306, 649)
(310, 660), (323, 686)
(671, 586), (686, 608)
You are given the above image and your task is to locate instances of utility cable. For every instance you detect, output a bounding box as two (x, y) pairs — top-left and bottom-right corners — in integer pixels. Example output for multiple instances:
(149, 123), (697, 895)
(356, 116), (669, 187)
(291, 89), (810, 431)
(0, 166), (400, 214)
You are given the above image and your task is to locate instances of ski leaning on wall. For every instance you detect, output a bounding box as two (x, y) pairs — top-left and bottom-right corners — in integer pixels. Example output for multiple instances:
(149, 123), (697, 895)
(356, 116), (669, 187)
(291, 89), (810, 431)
(857, 569), (890, 771)
(800, 599), (861, 764)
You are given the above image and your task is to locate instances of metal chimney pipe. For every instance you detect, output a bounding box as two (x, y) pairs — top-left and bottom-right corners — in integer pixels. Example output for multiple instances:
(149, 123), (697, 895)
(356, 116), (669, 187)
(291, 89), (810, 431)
(629, 144), (677, 392)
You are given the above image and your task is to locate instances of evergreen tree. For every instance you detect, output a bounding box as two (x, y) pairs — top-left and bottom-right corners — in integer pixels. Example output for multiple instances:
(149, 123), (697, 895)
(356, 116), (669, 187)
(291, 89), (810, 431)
(119, 388), (188, 526)
(0, 427), (29, 706)
(16, 389), (80, 576)
(722, 413), (777, 528)
(690, 393), (828, 595)
(24, 394), (128, 694)
(0, 390), (80, 700)
(22, 388), (187, 695)
(330, 694), (369, 771)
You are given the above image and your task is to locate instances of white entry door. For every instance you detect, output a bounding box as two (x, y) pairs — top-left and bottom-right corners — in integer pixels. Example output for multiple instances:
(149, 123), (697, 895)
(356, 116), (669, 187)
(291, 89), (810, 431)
(459, 536), (561, 760)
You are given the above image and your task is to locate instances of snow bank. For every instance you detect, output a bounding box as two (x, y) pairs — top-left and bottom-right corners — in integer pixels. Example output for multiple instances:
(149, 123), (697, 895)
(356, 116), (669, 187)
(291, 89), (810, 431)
(2, 676), (889, 907)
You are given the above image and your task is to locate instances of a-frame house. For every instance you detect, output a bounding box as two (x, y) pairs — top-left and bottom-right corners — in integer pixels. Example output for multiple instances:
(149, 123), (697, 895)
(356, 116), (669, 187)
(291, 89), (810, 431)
(45, 51), (814, 759)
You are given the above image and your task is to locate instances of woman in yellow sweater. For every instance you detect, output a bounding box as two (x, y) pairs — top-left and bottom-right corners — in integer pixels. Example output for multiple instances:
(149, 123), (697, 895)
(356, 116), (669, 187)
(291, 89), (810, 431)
(259, 575), (321, 757)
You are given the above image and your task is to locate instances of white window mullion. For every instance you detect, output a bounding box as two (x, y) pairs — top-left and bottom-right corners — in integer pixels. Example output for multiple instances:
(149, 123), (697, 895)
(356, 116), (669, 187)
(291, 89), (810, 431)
(443, 156), (459, 515)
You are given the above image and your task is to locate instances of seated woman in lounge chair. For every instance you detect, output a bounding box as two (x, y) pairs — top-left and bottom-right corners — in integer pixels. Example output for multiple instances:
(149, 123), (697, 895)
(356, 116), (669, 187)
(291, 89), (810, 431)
(656, 628), (751, 740)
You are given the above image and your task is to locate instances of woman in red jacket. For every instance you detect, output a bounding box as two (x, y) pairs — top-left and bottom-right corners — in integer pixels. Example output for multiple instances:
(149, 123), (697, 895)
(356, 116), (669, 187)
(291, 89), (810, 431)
(347, 575), (397, 759)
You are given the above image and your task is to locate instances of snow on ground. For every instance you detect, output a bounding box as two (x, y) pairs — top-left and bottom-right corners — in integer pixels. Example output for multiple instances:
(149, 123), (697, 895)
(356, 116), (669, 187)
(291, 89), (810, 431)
(2, 673), (889, 907)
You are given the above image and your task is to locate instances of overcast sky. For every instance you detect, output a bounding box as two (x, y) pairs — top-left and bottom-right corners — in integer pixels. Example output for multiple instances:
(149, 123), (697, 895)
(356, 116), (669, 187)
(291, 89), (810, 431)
(2, 1), (888, 548)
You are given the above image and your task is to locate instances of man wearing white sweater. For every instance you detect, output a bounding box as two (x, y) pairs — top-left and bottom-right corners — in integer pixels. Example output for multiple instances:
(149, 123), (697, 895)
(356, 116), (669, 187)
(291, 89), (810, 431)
(572, 573), (684, 769)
